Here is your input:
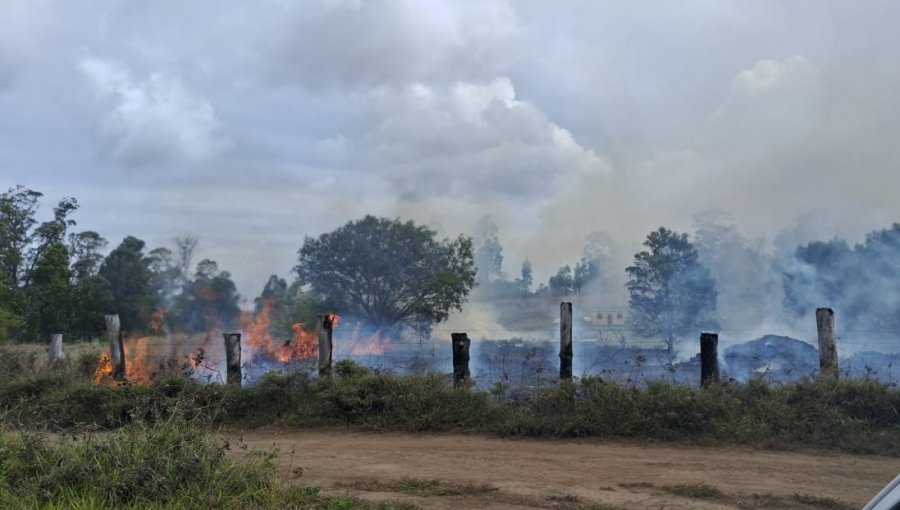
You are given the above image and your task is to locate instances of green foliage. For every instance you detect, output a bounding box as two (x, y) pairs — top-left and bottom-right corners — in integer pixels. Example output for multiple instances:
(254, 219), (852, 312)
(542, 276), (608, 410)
(0, 421), (277, 509)
(98, 236), (158, 334)
(548, 265), (573, 295)
(662, 483), (723, 499)
(340, 478), (498, 497)
(2, 360), (899, 456)
(295, 215), (476, 334)
(626, 227), (717, 362)
(25, 242), (74, 338)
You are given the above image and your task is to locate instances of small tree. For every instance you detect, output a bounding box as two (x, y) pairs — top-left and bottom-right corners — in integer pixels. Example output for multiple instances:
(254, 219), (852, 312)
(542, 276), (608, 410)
(626, 227), (717, 363)
(515, 259), (533, 296)
(295, 215), (475, 335)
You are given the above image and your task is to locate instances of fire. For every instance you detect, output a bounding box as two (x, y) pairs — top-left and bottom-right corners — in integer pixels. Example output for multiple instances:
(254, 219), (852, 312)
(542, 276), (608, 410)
(242, 301), (330, 363)
(126, 337), (153, 384)
(93, 353), (113, 385)
(349, 329), (387, 356)
(94, 336), (194, 386)
(149, 308), (166, 335)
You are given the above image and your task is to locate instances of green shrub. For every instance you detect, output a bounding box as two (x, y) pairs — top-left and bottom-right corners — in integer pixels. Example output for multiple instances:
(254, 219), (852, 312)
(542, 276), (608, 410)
(0, 422), (277, 509)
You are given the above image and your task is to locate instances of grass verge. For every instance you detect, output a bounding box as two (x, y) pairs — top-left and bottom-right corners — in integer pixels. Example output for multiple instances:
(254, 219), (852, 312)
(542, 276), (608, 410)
(2, 359), (899, 455)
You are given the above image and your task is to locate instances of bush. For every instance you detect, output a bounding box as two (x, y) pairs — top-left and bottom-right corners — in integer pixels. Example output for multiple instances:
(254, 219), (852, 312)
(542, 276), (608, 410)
(0, 422), (277, 509)
(1, 357), (899, 455)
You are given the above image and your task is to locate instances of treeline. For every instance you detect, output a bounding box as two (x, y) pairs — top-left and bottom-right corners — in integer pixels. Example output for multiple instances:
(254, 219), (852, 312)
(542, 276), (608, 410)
(473, 213), (900, 353)
(0, 186), (321, 343)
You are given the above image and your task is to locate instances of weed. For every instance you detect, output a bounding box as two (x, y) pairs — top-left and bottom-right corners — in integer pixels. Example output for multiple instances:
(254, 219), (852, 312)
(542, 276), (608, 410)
(339, 478), (498, 497)
(662, 483), (724, 499)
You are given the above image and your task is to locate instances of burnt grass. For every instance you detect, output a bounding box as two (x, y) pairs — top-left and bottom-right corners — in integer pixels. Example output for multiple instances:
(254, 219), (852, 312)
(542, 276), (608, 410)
(1, 356), (900, 456)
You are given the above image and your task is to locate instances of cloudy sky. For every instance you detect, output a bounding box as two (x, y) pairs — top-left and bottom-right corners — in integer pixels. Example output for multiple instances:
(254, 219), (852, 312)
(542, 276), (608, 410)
(2, 0), (899, 300)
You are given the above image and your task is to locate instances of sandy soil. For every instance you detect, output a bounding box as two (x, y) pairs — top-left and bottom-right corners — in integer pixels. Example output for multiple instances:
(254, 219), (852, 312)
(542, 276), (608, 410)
(231, 429), (899, 509)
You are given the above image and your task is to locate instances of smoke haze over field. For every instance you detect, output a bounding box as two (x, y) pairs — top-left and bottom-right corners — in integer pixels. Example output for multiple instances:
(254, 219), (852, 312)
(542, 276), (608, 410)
(3, 1), (900, 303)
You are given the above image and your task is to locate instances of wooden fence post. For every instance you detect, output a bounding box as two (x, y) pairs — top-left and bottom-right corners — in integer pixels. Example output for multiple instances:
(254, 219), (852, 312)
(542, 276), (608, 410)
(560, 302), (573, 380)
(451, 332), (471, 387)
(816, 308), (839, 381)
(700, 332), (719, 386)
(318, 314), (335, 377)
(223, 333), (242, 387)
(49, 333), (65, 365)
(105, 314), (126, 382)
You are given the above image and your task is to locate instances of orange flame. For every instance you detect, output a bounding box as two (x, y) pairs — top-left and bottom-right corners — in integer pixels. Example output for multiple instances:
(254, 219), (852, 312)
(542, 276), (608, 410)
(149, 308), (166, 335)
(349, 329), (387, 356)
(93, 353), (113, 385)
(94, 336), (194, 386)
(242, 301), (333, 363)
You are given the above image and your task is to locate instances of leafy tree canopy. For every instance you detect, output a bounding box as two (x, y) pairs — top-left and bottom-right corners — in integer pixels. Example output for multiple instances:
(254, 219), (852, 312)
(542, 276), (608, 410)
(626, 227), (717, 362)
(98, 236), (158, 333)
(295, 215), (475, 334)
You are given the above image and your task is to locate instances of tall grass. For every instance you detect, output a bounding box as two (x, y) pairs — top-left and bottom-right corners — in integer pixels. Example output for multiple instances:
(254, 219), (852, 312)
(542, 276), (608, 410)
(2, 357), (899, 455)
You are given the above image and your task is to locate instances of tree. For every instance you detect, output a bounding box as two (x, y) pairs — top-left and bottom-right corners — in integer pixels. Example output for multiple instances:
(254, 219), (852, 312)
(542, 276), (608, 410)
(548, 265), (574, 295)
(0, 186), (43, 291)
(515, 259), (533, 296)
(0, 186), (79, 341)
(25, 242), (74, 338)
(295, 215), (476, 335)
(473, 215), (504, 285)
(171, 259), (241, 333)
(98, 236), (158, 333)
(693, 212), (777, 331)
(781, 223), (900, 332)
(626, 227), (717, 363)
(573, 232), (615, 294)
(69, 230), (107, 280)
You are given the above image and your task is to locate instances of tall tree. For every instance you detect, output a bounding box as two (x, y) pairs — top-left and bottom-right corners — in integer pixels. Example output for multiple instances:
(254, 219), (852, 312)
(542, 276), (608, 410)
(515, 259), (533, 296)
(25, 242), (74, 338)
(295, 215), (476, 335)
(693, 211), (777, 331)
(0, 186), (42, 291)
(171, 259), (241, 333)
(548, 265), (574, 295)
(98, 236), (158, 333)
(626, 227), (717, 363)
(473, 215), (504, 285)
(573, 231), (616, 294)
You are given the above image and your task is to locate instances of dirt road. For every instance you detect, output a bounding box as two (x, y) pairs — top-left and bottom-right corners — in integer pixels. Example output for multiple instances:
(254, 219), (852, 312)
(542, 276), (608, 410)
(232, 429), (898, 509)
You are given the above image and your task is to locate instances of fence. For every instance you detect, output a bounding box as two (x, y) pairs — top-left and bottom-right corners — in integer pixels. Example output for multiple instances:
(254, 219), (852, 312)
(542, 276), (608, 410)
(77, 306), (900, 388)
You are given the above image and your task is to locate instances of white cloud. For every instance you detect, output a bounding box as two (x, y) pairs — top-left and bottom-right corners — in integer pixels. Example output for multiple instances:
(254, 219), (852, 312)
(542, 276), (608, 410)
(733, 55), (817, 97)
(78, 57), (225, 168)
(261, 0), (520, 89)
(336, 77), (609, 201)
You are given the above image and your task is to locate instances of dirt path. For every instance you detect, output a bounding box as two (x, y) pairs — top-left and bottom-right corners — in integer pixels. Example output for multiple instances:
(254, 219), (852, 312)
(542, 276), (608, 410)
(232, 429), (898, 509)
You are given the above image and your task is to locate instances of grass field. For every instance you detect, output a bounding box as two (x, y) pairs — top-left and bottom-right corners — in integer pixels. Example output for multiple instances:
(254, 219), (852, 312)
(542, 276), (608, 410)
(1, 342), (898, 508)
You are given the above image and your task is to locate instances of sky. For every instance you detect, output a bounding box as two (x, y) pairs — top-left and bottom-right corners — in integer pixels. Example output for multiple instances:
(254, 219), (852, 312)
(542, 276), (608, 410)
(2, 0), (900, 302)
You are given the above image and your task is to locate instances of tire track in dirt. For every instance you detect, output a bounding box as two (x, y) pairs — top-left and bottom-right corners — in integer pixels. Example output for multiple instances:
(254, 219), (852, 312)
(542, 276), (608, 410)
(231, 429), (899, 509)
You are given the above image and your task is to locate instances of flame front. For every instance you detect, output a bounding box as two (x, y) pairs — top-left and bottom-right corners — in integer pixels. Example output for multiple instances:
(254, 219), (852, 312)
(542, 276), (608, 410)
(242, 301), (324, 363)
(93, 353), (113, 384)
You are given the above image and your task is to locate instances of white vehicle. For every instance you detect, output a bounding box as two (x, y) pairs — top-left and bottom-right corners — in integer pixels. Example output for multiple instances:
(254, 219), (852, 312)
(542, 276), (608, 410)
(863, 474), (900, 510)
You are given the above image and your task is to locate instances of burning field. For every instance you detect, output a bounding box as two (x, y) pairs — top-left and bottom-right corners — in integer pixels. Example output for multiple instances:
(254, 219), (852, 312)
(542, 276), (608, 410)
(90, 303), (399, 386)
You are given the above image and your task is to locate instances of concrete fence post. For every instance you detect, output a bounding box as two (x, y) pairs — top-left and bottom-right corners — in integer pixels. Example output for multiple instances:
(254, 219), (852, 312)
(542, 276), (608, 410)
(49, 333), (65, 365)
